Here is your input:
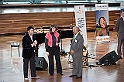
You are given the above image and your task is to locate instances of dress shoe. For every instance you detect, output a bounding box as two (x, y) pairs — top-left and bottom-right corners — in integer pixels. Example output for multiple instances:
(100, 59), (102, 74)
(50, 74), (53, 76)
(24, 78), (29, 80)
(31, 76), (40, 79)
(69, 75), (77, 77)
(76, 76), (82, 79)
(58, 73), (63, 75)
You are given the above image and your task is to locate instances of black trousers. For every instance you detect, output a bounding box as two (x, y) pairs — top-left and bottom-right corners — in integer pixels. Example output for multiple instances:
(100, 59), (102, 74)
(48, 46), (62, 75)
(23, 56), (36, 78)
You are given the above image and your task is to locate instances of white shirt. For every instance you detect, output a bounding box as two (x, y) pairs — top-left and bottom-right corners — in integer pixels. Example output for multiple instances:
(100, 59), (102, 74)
(74, 32), (80, 39)
(30, 35), (33, 41)
(121, 16), (124, 21)
(29, 35), (34, 47)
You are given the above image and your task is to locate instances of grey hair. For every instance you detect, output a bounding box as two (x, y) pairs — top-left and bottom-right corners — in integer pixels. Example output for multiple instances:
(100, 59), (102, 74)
(74, 26), (80, 32)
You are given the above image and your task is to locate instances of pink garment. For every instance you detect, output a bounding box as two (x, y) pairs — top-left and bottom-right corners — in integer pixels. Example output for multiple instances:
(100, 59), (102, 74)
(45, 32), (59, 47)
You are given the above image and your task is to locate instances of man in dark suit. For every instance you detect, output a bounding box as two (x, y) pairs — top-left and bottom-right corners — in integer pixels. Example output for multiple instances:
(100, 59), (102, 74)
(22, 26), (39, 80)
(69, 26), (84, 79)
(115, 10), (124, 58)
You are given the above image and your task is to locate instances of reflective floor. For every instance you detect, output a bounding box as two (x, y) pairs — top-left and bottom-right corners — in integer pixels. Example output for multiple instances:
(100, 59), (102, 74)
(0, 31), (124, 82)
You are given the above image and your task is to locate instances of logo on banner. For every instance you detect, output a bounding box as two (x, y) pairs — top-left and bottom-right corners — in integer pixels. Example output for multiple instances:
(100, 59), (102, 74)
(121, 3), (124, 9)
(96, 4), (108, 10)
(121, 4), (124, 7)
(120, 2), (124, 16)
(96, 36), (110, 42)
(76, 6), (84, 14)
(96, 5), (108, 8)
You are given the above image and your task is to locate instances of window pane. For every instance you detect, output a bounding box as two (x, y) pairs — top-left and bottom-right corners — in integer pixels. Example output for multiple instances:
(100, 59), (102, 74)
(1, 0), (124, 4)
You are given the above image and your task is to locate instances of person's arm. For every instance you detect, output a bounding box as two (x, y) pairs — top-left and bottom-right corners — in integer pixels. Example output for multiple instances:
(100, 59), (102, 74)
(96, 29), (101, 36)
(22, 36), (32, 49)
(45, 37), (49, 52)
(56, 32), (60, 46)
(115, 18), (120, 32)
(58, 36), (60, 43)
(33, 34), (37, 46)
(45, 37), (50, 56)
(106, 28), (109, 36)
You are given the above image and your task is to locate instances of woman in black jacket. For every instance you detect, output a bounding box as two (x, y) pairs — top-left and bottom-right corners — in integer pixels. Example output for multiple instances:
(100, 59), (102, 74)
(45, 24), (63, 76)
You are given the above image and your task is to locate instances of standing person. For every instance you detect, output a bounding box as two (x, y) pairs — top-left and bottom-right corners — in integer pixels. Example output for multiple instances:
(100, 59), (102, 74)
(45, 24), (63, 75)
(69, 26), (84, 79)
(115, 10), (124, 58)
(22, 26), (40, 80)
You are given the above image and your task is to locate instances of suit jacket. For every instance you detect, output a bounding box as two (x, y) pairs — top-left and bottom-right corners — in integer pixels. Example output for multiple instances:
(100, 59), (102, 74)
(70, 32), (84, 58)
(115, 17), (124, 39)
(22, 33), (36, 59)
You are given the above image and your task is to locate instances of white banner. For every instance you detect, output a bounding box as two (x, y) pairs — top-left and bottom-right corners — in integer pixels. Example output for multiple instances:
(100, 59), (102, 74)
(74, 5), (87, 45)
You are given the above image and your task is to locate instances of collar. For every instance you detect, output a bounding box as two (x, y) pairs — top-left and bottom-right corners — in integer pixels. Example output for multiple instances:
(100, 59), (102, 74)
(121, 16), (124, 21)
(74, 32), (79, 39)
(28, 34), (33, 41)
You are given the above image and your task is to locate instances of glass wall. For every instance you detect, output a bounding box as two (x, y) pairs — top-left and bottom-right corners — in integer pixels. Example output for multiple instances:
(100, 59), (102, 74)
(0, 0), (123, 4)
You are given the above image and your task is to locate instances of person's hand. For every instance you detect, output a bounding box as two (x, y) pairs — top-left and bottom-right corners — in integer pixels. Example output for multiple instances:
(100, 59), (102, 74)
(56, 43), (59, 46)
(32, 40), (37, 46)
(34, 40), (37, 45)
(46, 52), (50, 56)
(70, 50), (74, 55)
(32, 42), (36, 46)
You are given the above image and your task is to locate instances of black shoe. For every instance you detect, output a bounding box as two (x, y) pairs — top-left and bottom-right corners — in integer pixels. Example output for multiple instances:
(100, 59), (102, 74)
(57, 73), (63, 75)
(50, 74), (53, 76)
(69, 75), (77, 77)
(76, 76), (82, 79)
(60, 73), (63, 75)
(31, 76), (40, 79)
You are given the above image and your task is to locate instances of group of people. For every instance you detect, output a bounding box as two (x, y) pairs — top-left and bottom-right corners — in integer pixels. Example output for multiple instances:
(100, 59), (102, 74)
(22, 24), (84, 80)
(21, 10), (124, 81)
